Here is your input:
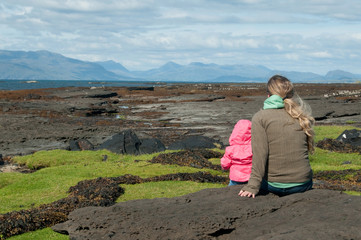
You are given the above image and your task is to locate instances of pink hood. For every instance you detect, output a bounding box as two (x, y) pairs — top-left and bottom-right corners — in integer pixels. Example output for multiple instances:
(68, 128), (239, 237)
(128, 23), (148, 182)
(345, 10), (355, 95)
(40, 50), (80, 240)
(221, 119), (252, 182)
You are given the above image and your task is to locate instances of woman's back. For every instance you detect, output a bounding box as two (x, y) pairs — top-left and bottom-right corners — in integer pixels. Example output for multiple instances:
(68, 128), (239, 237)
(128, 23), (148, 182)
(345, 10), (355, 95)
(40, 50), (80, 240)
(252, 109), (312, 183)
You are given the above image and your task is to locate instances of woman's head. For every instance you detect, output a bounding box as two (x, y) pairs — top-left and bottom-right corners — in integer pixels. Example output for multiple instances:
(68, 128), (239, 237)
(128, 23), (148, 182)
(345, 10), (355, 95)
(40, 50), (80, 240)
(267, 75), (294, 100)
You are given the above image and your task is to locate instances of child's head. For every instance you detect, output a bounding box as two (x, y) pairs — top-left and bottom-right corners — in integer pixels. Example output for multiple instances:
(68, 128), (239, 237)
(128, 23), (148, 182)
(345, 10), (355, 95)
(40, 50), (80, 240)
(229, 119), (252, 145)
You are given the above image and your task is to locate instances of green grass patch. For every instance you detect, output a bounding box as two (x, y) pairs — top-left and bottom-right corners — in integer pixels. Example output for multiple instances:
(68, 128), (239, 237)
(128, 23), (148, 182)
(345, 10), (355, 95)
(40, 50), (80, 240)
(12, 149), (123, 169)
(310, 148), (361, 172)
(7, 228), (68, 240)
(313, 125), (360, 143)
(344, 191), (361, 196)
(118, 181), (225, 202)
(1, 150), (223, 214)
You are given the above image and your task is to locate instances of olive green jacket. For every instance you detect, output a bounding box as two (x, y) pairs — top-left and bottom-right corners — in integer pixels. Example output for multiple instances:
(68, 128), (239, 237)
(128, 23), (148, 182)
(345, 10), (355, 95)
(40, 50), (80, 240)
(241, 109), (313, 195)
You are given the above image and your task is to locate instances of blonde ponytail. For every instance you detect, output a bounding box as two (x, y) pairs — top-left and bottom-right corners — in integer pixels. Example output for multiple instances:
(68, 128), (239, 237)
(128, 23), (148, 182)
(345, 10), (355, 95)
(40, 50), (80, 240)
(267, 75), (315, 153)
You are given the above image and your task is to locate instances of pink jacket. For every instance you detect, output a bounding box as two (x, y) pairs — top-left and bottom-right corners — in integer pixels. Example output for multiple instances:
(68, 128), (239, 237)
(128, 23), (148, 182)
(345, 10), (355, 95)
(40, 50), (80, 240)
(221, 119), (252, 182)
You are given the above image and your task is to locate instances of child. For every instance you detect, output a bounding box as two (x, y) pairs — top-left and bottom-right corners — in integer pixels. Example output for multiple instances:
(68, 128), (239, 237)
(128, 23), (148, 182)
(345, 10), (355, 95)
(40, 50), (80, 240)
(221, 119), (252, 186)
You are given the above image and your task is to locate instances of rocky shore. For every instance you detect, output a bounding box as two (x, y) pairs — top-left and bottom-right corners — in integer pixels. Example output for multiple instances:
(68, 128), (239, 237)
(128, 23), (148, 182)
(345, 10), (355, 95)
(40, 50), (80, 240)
(0, 83), (360, 158)
(0, 82), (360, 239)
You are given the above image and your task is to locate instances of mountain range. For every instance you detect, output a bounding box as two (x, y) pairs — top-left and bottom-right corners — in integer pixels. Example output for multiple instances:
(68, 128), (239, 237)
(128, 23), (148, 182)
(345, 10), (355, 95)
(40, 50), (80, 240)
(1, 50), (360, 83)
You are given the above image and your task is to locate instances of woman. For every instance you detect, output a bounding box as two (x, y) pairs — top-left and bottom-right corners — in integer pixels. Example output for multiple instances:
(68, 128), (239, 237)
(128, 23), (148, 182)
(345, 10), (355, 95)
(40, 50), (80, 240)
(239, 75), (315, 198)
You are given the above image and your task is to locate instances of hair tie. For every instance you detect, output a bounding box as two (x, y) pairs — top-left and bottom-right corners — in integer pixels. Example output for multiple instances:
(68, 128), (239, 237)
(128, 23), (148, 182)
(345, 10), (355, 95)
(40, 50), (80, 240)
(282, 96), (287, 100)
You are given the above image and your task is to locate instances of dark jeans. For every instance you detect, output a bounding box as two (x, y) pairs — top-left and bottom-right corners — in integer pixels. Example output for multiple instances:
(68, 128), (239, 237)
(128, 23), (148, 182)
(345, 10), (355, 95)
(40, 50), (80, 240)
(260, 179), (313, 197)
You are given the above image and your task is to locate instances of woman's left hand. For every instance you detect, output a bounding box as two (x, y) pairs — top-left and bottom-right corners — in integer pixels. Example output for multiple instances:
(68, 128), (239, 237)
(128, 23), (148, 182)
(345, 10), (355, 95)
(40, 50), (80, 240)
(238, 190), (255, 198)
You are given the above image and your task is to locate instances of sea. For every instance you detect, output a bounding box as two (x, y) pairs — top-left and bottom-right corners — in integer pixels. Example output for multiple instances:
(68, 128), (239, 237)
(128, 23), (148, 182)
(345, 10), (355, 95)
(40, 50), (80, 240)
(0, 80), (167, 91)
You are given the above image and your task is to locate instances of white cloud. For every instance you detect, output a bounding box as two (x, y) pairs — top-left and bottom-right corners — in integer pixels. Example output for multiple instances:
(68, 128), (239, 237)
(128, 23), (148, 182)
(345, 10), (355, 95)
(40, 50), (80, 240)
(0, 3), (33, 18)
(1, 0), (361, 74)
(159, 8), (189, 19)
(310, 51), (332, 58)
(285, 53), (299, 60)
(351, 33), (361, 40)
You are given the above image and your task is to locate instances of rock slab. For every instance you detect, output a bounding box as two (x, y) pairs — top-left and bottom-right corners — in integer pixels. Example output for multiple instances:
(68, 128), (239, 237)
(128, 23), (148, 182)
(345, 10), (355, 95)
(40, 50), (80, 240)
(336, 129), (361, 146)
(95, 129), (166, 155)
(52, 188), (361, 240)
(168, 135), (224, 150)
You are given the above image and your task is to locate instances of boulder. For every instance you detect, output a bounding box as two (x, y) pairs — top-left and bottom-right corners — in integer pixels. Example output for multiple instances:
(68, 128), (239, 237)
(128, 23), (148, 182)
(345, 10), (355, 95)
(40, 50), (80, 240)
(68, 140), (94, 151)
(168, 135), (224, 150)
(316, 138), (360, 154)
(139, 138), (166, 154)
(336, 129), (361, 146)
(96, 130), (167, 155)
(127, 87), (154, 91)
(84, 91), (118, 98)
(85, 107), (118, 117)
(96, 129), (141, 155)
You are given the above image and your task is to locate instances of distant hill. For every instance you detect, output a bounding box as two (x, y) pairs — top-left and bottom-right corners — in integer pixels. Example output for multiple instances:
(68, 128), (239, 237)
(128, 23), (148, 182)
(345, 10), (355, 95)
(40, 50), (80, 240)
(0, 50), (126, 80)
(324, 70), (360, 80)
(95, 60), (132, 77)
(130, 62), (273, 82)
(1, 50), (361, 82)
(126, 62), (361, 82)
(269, 70), (325, 82)
(128, 62), (360, 83)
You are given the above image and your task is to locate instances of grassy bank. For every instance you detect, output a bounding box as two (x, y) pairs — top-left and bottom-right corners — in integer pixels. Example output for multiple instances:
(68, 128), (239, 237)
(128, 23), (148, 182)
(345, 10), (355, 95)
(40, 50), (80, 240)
(1, 125), (360, 240)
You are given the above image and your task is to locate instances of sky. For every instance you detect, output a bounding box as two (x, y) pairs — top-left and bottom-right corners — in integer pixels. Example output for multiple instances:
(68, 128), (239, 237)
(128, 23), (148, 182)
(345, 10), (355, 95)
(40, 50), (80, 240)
(1, 0), (361, 75)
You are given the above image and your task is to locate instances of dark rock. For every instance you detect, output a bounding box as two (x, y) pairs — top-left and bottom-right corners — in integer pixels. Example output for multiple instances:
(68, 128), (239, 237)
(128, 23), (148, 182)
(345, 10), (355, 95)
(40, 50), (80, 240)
(127, 87), (154, 91)
(149, 149), (223, 170)
(168, 135), (224, 150)
(84, 92), (117, 98)
(85, 107), (118, 117)
(314, 111), (335, 121)
(96, 131), (167, 155)
(333, 112), (360, 118)
(316, 138), (360, 154)
(0, 154), (3, 165)
(51, 188), (361, 240)
(77, 140), (94, 151)
(139, 138), (166, 154)
(314, 110), (360, 121)
(96, 129), (141, 155)
(25, 93), (41, 100)
(67, 107), (76, 113)
(336, 129), (361, 146)
(313, 169), (361, 192)
(69, 140), (81, 151)
(199, 96), (226, 102)
(69, 140), (94, 151)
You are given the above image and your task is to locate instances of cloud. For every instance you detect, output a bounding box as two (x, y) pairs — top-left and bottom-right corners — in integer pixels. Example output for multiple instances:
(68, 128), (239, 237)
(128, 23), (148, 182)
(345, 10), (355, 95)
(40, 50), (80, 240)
(1, 0), (361, 74)
(0, 3), (33, 17)
(309, 51), (332, 58)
